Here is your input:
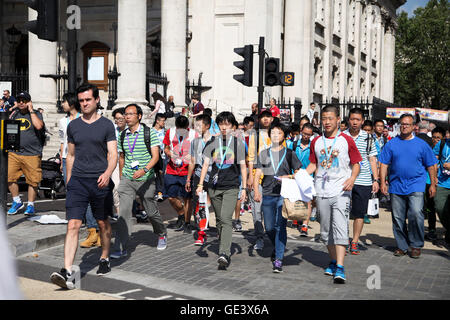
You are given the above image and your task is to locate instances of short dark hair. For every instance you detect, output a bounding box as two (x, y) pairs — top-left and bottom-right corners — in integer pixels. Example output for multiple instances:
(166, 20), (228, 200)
(243, 116), (254, 125)
(432, 126), (446, 137)
(302, 123), (315, 131)
(153, 113), (167, 126)
(373, 119), (385, 127)
(175, 115), (189, 129)
(124, 104), (143, 122)
(310, 102), (315, 106)
(300, 115), (310, 123)
(349, 107), (364, 118)
(112, 107), (125, 118)
(399, 113), (415, 123)
(215, 111), (236, 126)
(191, 94), (200, 101)
(203, 108), (213, 117)
(290, 123), (300, 133)
(195, 114), (211, 129)
(321, 105), (340, 117)
(363, 120), (373, 128)
(268, 122), (288, 139)
(62, 92), (80, 112)
(76, 83), (99, 99)
(259, 109), (273, 119)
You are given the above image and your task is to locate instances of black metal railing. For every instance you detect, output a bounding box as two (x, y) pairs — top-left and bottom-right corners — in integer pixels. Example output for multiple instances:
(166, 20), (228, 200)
(107, 67), (120, 110)
(0, 70), (28, 97)
(146, 72), (169, 105)
(185, 72), (212, 106)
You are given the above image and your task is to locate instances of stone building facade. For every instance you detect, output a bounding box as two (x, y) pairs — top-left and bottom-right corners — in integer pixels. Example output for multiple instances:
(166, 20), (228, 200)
(0, 0), (405, 157)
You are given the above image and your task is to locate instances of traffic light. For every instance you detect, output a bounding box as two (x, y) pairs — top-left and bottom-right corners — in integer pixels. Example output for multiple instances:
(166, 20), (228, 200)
(24, 0), (58, 42)
(233, 45), (253, 87)
(265, 57), (280, 86)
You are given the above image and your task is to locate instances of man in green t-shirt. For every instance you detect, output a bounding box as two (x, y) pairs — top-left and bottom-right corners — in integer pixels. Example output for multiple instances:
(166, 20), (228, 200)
(111, 104), (168, 259)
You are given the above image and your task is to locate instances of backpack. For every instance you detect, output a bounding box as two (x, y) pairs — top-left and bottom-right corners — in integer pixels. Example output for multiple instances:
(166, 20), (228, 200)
(35, 123), (47, 146)
(438, 139), (446, 161)
(120, 123), (152, 155)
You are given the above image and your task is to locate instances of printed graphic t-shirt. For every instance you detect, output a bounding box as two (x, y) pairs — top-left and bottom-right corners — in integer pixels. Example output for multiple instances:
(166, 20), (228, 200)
(309, 132), (362, 198)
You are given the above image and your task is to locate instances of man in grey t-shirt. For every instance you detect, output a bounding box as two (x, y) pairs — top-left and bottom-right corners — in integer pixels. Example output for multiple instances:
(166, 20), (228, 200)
(7, 91), (45, 216)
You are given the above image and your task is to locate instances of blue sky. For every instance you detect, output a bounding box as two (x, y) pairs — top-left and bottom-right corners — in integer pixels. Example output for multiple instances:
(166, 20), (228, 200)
(397, 0), (430, 16)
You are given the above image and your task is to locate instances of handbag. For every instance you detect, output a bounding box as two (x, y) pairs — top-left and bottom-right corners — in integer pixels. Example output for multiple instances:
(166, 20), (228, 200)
(367, 193), (379, 217)
(282, 198), (309, 221)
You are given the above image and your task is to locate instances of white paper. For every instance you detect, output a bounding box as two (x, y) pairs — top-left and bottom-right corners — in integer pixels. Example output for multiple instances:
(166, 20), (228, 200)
(280, 178), (302, 202)
(28, 215), (68, 225)
(294, 169), (316, 202)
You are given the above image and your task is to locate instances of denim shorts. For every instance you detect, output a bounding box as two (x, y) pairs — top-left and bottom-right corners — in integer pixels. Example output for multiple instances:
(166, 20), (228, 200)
(66, 176), (114, 221)
(164, 174), (192, 199)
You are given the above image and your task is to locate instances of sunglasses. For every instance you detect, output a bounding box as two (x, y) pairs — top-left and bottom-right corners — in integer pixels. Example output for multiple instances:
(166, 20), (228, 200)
(17, 98), (30, 103)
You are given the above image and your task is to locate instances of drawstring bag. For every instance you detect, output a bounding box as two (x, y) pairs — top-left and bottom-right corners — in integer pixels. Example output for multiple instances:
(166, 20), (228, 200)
(282, 199), (309, 221)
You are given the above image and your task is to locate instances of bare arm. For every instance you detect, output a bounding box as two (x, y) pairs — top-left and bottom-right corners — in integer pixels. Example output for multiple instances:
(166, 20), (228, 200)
(196, 157), (211, 195)
(132, 146), (160, 180)
(119, 152), (125, 178)
(369, 156), (379, 193)
(253, 169), (263, 202)
(343, 163), (360, 191)
(305, 162), (317, 176)
(97, 140), (118, 188)
(427, 164), (437, 198)
(380, 163), (389, 195)
(66, 143), (75, 184)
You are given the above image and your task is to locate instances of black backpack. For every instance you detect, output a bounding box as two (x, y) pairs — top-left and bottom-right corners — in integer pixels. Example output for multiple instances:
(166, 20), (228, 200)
(120, 123), (153, 155)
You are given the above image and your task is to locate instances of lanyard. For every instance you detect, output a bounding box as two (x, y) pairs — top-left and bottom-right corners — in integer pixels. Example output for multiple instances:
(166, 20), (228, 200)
(323, 130), (340, 163)
(269, 147), (287, 175)
(127, 126), (140, 156)
(67, 112), (80, 126)
(218, 137), (233, 169)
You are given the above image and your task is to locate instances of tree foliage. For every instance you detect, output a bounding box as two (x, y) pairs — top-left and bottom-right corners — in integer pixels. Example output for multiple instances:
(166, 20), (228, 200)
(394, 0), (450, 110)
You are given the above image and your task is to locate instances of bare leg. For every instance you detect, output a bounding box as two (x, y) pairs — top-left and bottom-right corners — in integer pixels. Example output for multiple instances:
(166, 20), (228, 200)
(352, 218), (364, 244)
(97, 219), (111, 260)
(64, 219), (83, 272)
(27, 185), (38, 203)
(8, 182), (19, 198)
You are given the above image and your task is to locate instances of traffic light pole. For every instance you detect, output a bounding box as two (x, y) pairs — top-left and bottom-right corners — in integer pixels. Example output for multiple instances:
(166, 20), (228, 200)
(256, 37), (265, 156)
(0, 112), (8, 218)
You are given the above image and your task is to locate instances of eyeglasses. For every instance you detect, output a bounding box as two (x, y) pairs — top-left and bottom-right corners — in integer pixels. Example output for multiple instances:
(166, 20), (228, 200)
(115, 118), (125, 122)
(124, 113), (137, 116)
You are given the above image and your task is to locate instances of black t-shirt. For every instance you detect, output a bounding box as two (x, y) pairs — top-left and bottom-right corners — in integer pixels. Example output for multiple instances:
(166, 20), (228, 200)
(10, 110), (44, 156)
(257, 147), (302, 196)
(67, 116), (116, 178)
(203, 135), (246, 190)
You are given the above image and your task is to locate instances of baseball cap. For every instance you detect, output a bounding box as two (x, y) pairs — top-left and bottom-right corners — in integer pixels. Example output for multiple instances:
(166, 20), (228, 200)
(17, 91), (31, 101)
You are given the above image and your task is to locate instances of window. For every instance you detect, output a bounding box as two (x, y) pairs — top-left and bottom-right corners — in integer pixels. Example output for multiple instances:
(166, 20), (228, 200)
(81, 41), (110, 90)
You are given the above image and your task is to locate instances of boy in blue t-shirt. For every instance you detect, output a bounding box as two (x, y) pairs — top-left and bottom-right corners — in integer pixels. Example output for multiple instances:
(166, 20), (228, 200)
(433, 138), (450, 245)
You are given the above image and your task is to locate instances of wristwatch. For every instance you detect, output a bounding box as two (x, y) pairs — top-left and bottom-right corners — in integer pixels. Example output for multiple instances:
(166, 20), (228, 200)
(143, 167), (149, 173)
(373, 179), (380, 183)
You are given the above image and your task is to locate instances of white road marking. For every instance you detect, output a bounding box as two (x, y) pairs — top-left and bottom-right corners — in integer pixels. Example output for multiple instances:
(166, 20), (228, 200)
(99, 289), (142, 300)
(145, 295), (173, 300)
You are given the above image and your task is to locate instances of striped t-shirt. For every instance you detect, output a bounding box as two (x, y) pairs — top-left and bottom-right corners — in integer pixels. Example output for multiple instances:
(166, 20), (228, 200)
(119, 124), (159, 181)
(344, 130), (377, 186)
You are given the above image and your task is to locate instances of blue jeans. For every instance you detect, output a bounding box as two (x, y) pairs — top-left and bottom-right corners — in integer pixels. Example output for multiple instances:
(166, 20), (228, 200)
(390, 192), (425, 251)
(262, 196), (287, 261)
(63, 159), (98, 230)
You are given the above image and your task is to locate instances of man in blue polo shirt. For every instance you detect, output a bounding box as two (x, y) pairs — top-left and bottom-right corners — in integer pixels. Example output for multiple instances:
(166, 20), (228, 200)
(379, 114), (437, 259)
(433, 137), (450, 246)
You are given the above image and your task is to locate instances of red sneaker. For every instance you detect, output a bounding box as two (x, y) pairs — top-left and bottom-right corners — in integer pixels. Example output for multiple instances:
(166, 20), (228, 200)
(194, 231), (206, 246)
(350, 242), (360, 255)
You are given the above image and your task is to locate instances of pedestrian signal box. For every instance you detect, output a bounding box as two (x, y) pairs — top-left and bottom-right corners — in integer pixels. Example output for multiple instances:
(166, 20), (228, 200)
(1, 119), (21, 152)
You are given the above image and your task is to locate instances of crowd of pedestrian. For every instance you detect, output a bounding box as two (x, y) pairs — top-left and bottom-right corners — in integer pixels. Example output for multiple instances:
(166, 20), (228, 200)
(2, 84), (449, 289)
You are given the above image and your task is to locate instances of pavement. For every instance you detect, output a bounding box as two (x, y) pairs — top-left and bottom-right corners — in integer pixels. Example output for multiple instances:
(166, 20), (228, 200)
(5, 197), (450, 300)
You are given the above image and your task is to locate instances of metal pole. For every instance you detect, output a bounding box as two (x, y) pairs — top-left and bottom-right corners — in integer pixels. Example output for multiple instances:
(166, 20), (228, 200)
(0, 112), (8, 218)
(67, 0), (78, 93)
(256, 36), (265, 151)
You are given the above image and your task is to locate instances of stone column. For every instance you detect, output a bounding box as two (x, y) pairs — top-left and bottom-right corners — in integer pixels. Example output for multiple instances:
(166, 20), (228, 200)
(161, 0), (186, 106)
(116, 0), (147, 108)
(353, 0), (363, 98)
(28, 9), (57, 111)
(381, 24), (396, 102)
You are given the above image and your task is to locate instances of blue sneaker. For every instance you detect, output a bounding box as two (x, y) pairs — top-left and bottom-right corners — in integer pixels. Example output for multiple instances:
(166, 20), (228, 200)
(110, 250), (128, 259)
(7, 201), (24, 215)
(24, 205), (35, 216)
(333, 265), (346, 284)
(324, 260), (337, 276)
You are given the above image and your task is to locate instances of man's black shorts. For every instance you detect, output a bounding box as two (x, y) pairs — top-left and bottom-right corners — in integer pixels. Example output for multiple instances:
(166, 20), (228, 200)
(350, 185), (373, 219)
(66, 176), (114, 221)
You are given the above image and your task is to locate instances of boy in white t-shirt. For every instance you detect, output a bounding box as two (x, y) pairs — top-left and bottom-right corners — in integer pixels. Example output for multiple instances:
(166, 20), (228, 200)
(306, 105), (362, 284)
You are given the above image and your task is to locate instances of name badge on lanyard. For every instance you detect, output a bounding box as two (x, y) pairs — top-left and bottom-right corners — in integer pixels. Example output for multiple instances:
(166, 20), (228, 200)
(127, 129), (140, 170)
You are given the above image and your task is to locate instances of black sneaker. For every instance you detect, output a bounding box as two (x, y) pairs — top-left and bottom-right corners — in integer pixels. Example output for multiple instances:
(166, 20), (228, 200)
(174, 216), (185, 231)
(217, 253), (230, 269)
(183, 223), (193, 234)
(50, 268), (75, 290)
(96, 258), (111, 276)
(425, 229), (437, 241)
